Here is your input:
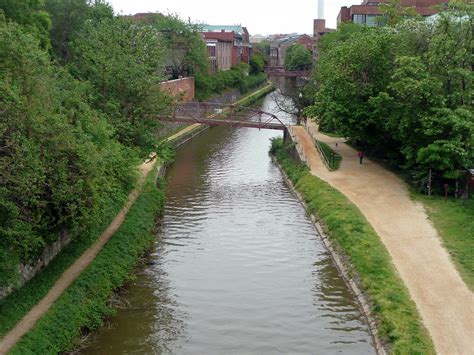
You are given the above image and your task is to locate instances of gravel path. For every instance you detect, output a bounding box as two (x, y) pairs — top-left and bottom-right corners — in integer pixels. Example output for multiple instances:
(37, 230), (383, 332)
(292, 123), (474, 355)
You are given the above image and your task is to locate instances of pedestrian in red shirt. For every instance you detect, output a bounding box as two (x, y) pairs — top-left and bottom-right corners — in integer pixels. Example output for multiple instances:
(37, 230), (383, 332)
(358, 151), (364, 165)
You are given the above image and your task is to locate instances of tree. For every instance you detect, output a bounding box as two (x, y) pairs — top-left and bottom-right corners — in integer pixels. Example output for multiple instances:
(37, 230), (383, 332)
(379, 0), (419, 26)
(45, 0), (113, 60)
(249, 54), (265, 74)
(253, 40), (271, 64)
(70, 16), (170, 156)
(284, 44), (312, 71)
(0, 19), (137, 283)
(271, 77), (312, 125)
(305, 2), (473, 189)
(141, 13), (208, 79)
(0, 0), (51, 48)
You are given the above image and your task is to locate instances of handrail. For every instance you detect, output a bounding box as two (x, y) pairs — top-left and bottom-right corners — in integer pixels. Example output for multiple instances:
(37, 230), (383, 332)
(304, 124), (335, 171)
(314, 138), (333, 170)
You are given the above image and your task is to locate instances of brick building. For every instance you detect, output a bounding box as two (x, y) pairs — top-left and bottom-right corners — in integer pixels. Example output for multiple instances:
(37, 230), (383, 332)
(269, 34), (314, 67)
(200, 25), (252, 70)
(313, 19), (334, 60)
(338, 0), (447, 26)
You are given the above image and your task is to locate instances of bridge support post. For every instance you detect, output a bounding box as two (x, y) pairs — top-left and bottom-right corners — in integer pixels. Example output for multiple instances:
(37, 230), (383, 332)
(283, 128), (290, 145)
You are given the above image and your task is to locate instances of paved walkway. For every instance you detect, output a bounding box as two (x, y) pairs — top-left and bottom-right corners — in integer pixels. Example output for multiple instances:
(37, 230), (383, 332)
(291, 122), (474, 355)
(0, 159), (157, 354)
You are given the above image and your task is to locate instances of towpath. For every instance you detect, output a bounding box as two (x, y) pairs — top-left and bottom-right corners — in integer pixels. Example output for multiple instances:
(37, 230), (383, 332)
(0, 159), (157, 354)
(291, 122), (474, 355)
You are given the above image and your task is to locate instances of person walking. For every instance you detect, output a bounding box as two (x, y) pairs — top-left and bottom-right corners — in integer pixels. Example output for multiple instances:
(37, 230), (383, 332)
(358, 151), (364, 165)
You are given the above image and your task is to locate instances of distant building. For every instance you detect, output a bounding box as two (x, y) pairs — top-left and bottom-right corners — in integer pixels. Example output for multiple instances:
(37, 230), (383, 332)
(201, 32), (234, 74)
(269, 34), (313, 67)
(313, 19), (334, 60)
(250, 34), (268, 44)
(337, 0), (447, 26)
(200, 25), (252, 68)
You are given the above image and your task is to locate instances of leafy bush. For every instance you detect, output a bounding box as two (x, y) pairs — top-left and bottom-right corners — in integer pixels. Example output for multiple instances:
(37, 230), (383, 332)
(249, 54), (265, 74)
(284, 44), (312, 71)
(0, 20), (137, 285)
(195, 64), (266, 101)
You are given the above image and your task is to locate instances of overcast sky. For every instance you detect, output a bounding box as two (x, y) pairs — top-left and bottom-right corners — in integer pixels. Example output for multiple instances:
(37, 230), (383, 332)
(106, 0), (358, 35)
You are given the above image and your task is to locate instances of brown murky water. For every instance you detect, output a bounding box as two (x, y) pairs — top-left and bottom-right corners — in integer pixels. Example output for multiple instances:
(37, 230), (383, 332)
(84, 94), (375, 354)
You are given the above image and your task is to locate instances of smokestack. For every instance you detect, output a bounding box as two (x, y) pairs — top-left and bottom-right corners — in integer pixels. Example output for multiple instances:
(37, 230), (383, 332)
(317, 0), (325, 19)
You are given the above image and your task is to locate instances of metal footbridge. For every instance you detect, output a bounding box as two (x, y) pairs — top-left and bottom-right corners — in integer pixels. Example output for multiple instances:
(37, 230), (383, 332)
(158, 102), (289, 131)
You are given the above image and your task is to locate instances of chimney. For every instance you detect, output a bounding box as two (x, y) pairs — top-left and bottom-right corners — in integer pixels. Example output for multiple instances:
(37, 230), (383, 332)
(317, 0), (325, 20)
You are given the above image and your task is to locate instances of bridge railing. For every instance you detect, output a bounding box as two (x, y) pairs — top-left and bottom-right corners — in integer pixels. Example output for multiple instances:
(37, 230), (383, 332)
(159, 102), (290, 131)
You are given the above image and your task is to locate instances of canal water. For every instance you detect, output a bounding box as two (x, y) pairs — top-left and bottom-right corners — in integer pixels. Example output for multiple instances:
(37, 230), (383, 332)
(84, 93), (375, 354)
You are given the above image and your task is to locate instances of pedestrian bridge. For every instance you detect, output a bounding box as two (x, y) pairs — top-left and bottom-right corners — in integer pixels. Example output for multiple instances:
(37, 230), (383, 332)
(158, 102), (290, 131)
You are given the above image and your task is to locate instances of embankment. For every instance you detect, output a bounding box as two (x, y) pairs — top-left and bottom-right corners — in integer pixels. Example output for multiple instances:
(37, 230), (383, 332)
(8, 161), (165, 354)
(270, 138), (435, 355)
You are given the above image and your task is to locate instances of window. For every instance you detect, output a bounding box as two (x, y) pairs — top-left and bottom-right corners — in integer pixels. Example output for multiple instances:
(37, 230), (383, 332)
(353, 14), (366, 24)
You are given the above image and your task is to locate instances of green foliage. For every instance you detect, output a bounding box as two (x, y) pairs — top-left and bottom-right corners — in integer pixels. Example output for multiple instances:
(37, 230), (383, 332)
(0, 20), (137, 281)
(284, 43), (312, 71)
(9, 168), (165, 354)
(0, 196), (125, 338)
(140, 13), (209, 78)
(316, 140), (342, 170)
(0, 0), (51, 48)
(271, 139), (435, 354)
(249, 54), (265, 74)
(70, 15), (170, 157)
(45, 0), (113, 60)
(412, 193), (474, 290)
(253, 40), (271, 64)
(379, 0), (420, 26)
(308, 3), (473, 189)
(195, 65), (266, 101)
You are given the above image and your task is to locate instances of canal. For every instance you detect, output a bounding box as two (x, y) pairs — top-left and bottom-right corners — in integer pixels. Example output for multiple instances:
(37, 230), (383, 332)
(84, 93), (375, 354)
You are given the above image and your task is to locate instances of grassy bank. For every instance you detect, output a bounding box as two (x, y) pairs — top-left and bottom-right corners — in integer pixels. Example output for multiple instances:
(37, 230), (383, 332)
(412, 193), (474, 291)
(316, 140), (342, 171)
(271, 138), (435, 354)
(9, 162), (165, 354)
(195, 64), (267, 101)
(235, 83), (275, 106)
(0, 199), (126, 339)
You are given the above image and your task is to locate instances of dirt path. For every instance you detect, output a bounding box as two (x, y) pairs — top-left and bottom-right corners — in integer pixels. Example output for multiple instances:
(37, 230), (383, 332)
(0, 159), (157, 355)
(291, 123), (474, 355)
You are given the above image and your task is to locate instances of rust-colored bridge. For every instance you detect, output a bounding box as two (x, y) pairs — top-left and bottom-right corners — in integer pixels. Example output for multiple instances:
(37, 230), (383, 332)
(159, 102), (290, 130)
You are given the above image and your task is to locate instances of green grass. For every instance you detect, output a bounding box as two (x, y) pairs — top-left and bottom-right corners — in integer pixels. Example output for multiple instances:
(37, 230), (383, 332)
(271, 138), (435, 355)
(316, 140), (342, 170)
(412, 193), (474, 291)
(9, 162), (165, 354)
(0, 198), (126, 339)
(319, 129), (344, 138)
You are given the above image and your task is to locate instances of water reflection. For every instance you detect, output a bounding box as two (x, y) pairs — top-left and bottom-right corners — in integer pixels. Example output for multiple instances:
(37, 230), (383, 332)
(84, 93), (374, 354)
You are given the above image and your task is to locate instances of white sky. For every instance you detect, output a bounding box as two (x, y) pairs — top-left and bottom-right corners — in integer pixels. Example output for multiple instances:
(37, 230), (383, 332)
(106, 0), (358, 35)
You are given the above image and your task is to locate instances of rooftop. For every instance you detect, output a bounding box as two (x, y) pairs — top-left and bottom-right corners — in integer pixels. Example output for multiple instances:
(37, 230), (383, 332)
(200, 25), (245, 34)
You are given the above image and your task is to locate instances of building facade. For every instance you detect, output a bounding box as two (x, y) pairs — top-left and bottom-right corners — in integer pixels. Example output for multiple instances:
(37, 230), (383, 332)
(201, 32), (234, 73)
(338, 0), (447, 26)
(200, 25), (252, 69)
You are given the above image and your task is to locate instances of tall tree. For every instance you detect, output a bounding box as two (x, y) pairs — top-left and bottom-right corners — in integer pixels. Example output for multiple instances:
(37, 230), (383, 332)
(0, 0), (51, 48)
(70, 16), (169, 156)
(284, 43), (312, 71)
